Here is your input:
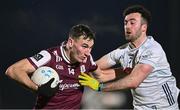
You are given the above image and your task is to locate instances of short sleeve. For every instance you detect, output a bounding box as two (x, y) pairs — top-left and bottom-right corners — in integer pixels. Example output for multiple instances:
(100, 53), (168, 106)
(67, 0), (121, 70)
(106, 48), (124, 66)
(28, 50), (51, 69)
(139, 48), (162, 68)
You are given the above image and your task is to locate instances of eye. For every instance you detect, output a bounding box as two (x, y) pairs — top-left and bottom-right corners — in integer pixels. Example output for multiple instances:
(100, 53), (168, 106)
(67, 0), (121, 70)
(82, 45), (88, 48)
(131, 22), (135, 25)
(130, 20), (136, 25)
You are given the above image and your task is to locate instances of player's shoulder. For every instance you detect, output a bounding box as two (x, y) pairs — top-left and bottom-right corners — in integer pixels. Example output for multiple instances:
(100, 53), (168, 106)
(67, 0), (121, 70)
(117, 43), (129, 49)
(46, 45), (62, 56)
(145, 36), (163, 51)
(141, 36), (165, 56)
(47, 45), (60, 52)
(111, 43), (128, 54)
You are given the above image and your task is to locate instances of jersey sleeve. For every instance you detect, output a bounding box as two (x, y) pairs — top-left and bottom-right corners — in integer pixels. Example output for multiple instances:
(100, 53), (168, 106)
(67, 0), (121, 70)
(105, 48), (124, 66)
(27, 50), (51, 69)
(139, 47), (162, 68)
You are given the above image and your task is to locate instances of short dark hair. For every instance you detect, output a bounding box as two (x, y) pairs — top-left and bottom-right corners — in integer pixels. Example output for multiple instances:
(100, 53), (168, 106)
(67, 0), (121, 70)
(123, 5), (151, 26)
(69, 24), (95, 41)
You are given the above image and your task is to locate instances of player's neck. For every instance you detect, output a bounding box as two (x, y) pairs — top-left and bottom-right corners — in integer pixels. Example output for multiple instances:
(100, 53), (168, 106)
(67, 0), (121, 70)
(131, 34), (147, 48)
(63, 45), (72, 63)
(63, 45), (77, 64)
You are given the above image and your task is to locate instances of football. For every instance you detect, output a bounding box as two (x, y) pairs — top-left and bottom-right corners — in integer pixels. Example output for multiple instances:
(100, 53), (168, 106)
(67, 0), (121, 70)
(31, 66), (60, 88)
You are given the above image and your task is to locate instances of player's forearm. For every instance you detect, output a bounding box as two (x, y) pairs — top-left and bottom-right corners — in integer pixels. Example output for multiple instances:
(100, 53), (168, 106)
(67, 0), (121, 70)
(101, 69), (116, 82)
(101, 64), (153, 91)
(5, 66), (38, 91)
(101, 75), (138, 91)
(95, 67), (129, 82)
(101, 82), (133, 92)
(93, 68), (116, 82)
(19, 72), (38, 91)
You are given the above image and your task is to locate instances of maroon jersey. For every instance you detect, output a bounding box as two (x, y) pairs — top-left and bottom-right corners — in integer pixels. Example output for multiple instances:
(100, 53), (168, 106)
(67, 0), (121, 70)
(28, 42), (97, 109)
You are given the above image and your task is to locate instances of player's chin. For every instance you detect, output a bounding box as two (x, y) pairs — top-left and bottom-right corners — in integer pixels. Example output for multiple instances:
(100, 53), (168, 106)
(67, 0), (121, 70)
(78, 58), (87, 63)
(75, 58), (83, 63)
(125, 35), (132, 41)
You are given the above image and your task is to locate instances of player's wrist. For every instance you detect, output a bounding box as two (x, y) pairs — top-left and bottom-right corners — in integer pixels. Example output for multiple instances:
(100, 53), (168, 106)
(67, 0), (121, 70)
(97, 82), (104, 92)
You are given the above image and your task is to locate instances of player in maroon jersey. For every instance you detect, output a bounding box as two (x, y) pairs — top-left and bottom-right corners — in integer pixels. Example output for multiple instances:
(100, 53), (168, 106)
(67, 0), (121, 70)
(5, 24), (97, 109)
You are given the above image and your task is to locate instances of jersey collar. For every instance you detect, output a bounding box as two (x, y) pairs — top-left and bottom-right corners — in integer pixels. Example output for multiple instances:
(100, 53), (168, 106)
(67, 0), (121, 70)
(60, 42), (71, 64)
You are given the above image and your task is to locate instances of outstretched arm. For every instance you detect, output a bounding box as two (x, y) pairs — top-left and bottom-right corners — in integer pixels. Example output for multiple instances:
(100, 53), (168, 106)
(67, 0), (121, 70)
(101, 63), (153, 91)
(79, 63), (153, 91)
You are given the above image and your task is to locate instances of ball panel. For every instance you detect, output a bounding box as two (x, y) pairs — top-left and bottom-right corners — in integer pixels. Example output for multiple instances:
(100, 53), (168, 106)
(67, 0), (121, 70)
(31, 66), (60, 88)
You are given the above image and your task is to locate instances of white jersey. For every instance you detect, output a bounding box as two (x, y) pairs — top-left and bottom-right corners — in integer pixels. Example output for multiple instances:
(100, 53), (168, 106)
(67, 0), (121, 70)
(105, 36), (179, 109)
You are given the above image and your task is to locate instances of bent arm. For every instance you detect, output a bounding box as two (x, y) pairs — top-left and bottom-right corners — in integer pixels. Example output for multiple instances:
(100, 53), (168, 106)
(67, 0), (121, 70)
(101, 63), (153, 91)
(94, 55), (128, 82)
(94, 55), (116, 82)
(5, 58), (38, 91)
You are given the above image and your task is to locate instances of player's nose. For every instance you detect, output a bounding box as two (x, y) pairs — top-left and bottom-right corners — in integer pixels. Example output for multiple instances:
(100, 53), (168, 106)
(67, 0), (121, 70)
(85, 48), (91, 56)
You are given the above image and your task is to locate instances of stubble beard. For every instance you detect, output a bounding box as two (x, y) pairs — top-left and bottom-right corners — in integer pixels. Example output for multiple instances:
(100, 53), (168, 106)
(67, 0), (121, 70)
(125, 30), (142, 42)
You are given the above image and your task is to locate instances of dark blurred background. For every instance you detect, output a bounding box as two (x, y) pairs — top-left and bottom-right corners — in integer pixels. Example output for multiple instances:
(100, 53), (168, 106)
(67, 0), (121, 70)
(0, 0), (179, 109)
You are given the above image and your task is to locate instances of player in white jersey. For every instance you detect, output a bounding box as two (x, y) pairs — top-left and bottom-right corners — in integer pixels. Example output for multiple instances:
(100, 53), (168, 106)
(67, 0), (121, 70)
(78, 5), (179, 109)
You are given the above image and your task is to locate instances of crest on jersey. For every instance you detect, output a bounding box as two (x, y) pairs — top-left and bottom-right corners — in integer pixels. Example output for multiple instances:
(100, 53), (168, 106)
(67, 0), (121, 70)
(33, 53), (43, 61)
(141, 50), (153, 59)
(80, 65), (86, 73)
(52, 50), (62, 62)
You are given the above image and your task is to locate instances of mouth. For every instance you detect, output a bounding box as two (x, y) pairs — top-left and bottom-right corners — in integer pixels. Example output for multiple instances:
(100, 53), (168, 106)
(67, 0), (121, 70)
(126, 31), (131, 35)
(82, 56), (86, 60)
(81, 57), (87, 63)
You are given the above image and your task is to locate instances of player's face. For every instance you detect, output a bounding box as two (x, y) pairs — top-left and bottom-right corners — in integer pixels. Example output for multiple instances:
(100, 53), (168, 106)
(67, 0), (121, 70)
(70, 35), (94, 63)
(124, 13), (144, 42)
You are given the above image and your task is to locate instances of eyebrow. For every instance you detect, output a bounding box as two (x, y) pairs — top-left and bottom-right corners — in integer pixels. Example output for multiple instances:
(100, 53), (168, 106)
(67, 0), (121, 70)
(82, 43), (94, 48)
(124, 18), (136, 22)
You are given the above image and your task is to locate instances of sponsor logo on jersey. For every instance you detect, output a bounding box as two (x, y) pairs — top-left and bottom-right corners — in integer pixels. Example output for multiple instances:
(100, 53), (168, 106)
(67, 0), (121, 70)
(56, 64), (64, 70)
(59, 82), (80, 91)
(33, 54), (43, 61)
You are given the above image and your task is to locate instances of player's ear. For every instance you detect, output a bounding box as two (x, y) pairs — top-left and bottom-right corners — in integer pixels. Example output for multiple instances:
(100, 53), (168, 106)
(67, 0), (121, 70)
(141, 24), (147, 32)
(67, 37), (74, 48)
